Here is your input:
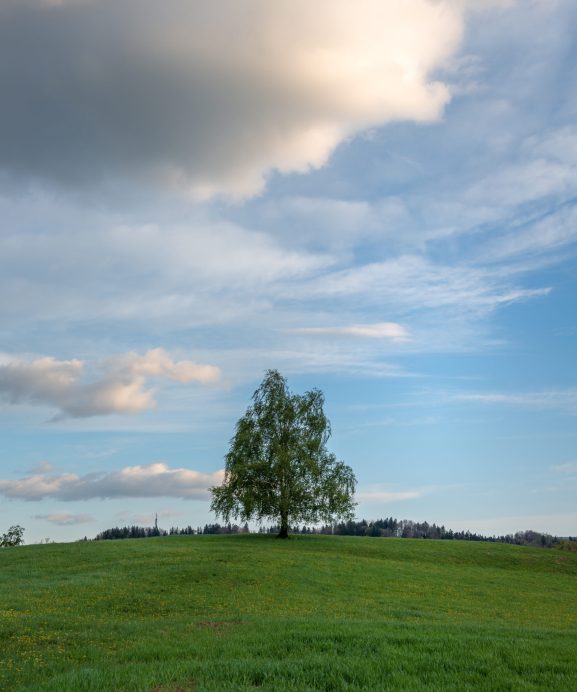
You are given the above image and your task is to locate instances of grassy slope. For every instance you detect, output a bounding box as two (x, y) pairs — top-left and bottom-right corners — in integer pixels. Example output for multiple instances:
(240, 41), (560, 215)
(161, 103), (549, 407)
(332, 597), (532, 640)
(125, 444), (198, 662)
(1, 534), (577, 690)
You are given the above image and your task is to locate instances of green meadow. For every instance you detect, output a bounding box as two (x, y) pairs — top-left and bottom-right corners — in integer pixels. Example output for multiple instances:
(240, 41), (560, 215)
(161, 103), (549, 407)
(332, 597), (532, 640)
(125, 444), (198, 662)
(1, 534), (577, 690)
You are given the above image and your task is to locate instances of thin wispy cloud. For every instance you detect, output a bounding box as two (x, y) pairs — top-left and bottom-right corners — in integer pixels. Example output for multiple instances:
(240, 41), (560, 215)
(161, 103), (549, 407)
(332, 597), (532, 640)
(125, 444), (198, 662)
(297, 255), (552, 316)
(290, 323), (410, 342)
(256, 196), (410, 252)
(356, 483), (453, 505)
(455, 390), (577, 416)
(357, 489), (423, 503)
(33, 513), (95, 525)
(0, 221), (332, 328)
(485, 203), (577, 263)
(241, 348), (415, 380)
(2, 212), (556, 377)
(351, 416), (440, 430)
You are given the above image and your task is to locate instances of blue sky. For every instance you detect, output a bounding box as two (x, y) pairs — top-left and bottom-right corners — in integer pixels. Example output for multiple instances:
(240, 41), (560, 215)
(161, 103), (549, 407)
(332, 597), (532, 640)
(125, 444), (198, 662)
(1, 0), (576, 543)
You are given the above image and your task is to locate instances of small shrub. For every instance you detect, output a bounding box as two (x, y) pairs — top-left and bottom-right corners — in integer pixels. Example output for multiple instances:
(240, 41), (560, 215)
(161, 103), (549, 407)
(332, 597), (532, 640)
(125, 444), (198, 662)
(0, 525), (25, 547)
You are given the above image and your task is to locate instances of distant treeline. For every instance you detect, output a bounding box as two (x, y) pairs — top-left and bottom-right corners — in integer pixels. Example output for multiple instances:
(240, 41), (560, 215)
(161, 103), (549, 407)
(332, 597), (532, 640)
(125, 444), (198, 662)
(284, 518), (575, 549)
(95, 525), (195, 540)
(93, 518), (576, 548)
(94, 523), (249, 540)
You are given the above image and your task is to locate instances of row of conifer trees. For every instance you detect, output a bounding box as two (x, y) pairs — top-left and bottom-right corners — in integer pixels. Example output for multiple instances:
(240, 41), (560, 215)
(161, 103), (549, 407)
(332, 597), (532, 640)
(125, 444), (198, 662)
(93, 518), (574, 548)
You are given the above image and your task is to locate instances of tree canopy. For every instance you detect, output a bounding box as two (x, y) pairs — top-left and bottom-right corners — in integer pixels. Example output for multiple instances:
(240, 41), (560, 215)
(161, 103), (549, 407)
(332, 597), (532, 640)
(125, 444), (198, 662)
(210, 370), (356, 538)
(0, 525), (24, 547)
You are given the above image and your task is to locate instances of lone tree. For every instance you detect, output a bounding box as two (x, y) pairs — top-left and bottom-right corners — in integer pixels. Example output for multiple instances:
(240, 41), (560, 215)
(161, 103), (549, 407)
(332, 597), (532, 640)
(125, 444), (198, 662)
(0, 525), (24, 548)
(211, 370), (356, 538)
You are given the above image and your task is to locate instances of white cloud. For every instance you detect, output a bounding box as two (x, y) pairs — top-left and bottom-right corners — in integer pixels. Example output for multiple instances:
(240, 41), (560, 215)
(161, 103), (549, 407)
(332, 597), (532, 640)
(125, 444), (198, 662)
(298, 255), (551, 315)
(486, 204), (577, 262)
(0, 463), (224, 501)
(33, 513), (95, 525)
(0, 220), (333, 328)
(105, 349), (220, 385)
(357, 489), (423, 503)
(472, 123), (577, 199)
(0, 349), (220, 419)
(0, 0), (566, 385)
(460, 127), (577, 261)
(353, 416), (440, 429)
(0, 191), (556, 370)
(355, 482), (456, 506)
(455, 390), (577, 415)
(291, 322), (410, 342)
(467, 159), (576, 210)
(258, 196), (410, 251)
(0, 0), (472, 197)
(236, 347), (415, 380)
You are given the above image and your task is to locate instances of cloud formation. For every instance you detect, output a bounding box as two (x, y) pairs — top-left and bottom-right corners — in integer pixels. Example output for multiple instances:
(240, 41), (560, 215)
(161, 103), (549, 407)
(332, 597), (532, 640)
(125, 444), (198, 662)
(33, 512), (95, 525)
(107, 349), (220, 384)
(455, 390), (577, 415)
(0, 0), (467, 197)
(0, 463), (224, 501)
(0, 349), (220, 418)
(357, 489), (423, 503)
(0, 220), (331, 329)
(299, 255), (551, 316)
(291, 322), (410, 342)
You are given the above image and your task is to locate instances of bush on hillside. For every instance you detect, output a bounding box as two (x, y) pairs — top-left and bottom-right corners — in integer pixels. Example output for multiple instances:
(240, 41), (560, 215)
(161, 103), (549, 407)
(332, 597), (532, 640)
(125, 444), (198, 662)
(0, 525), (24, 547)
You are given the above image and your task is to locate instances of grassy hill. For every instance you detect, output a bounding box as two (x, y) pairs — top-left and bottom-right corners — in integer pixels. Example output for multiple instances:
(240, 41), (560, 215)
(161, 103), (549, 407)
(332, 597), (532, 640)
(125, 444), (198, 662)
(1, 534), (577, 690)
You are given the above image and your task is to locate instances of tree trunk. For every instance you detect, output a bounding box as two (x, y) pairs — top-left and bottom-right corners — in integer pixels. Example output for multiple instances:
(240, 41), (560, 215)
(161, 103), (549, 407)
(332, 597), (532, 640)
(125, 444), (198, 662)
(277, 512), (289, 539)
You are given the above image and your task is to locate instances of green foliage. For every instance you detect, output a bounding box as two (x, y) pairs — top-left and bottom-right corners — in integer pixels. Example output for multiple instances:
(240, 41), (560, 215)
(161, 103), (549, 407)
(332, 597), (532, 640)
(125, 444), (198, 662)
(0, 524), (24, 547)
(211, 370), (356, 537)
(1, 535), (577, 690)
(557, 539), (577, 552)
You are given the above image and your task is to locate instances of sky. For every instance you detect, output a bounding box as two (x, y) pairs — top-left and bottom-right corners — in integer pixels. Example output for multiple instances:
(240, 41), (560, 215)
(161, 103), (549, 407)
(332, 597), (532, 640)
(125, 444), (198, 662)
(1, 0), (576, 543)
